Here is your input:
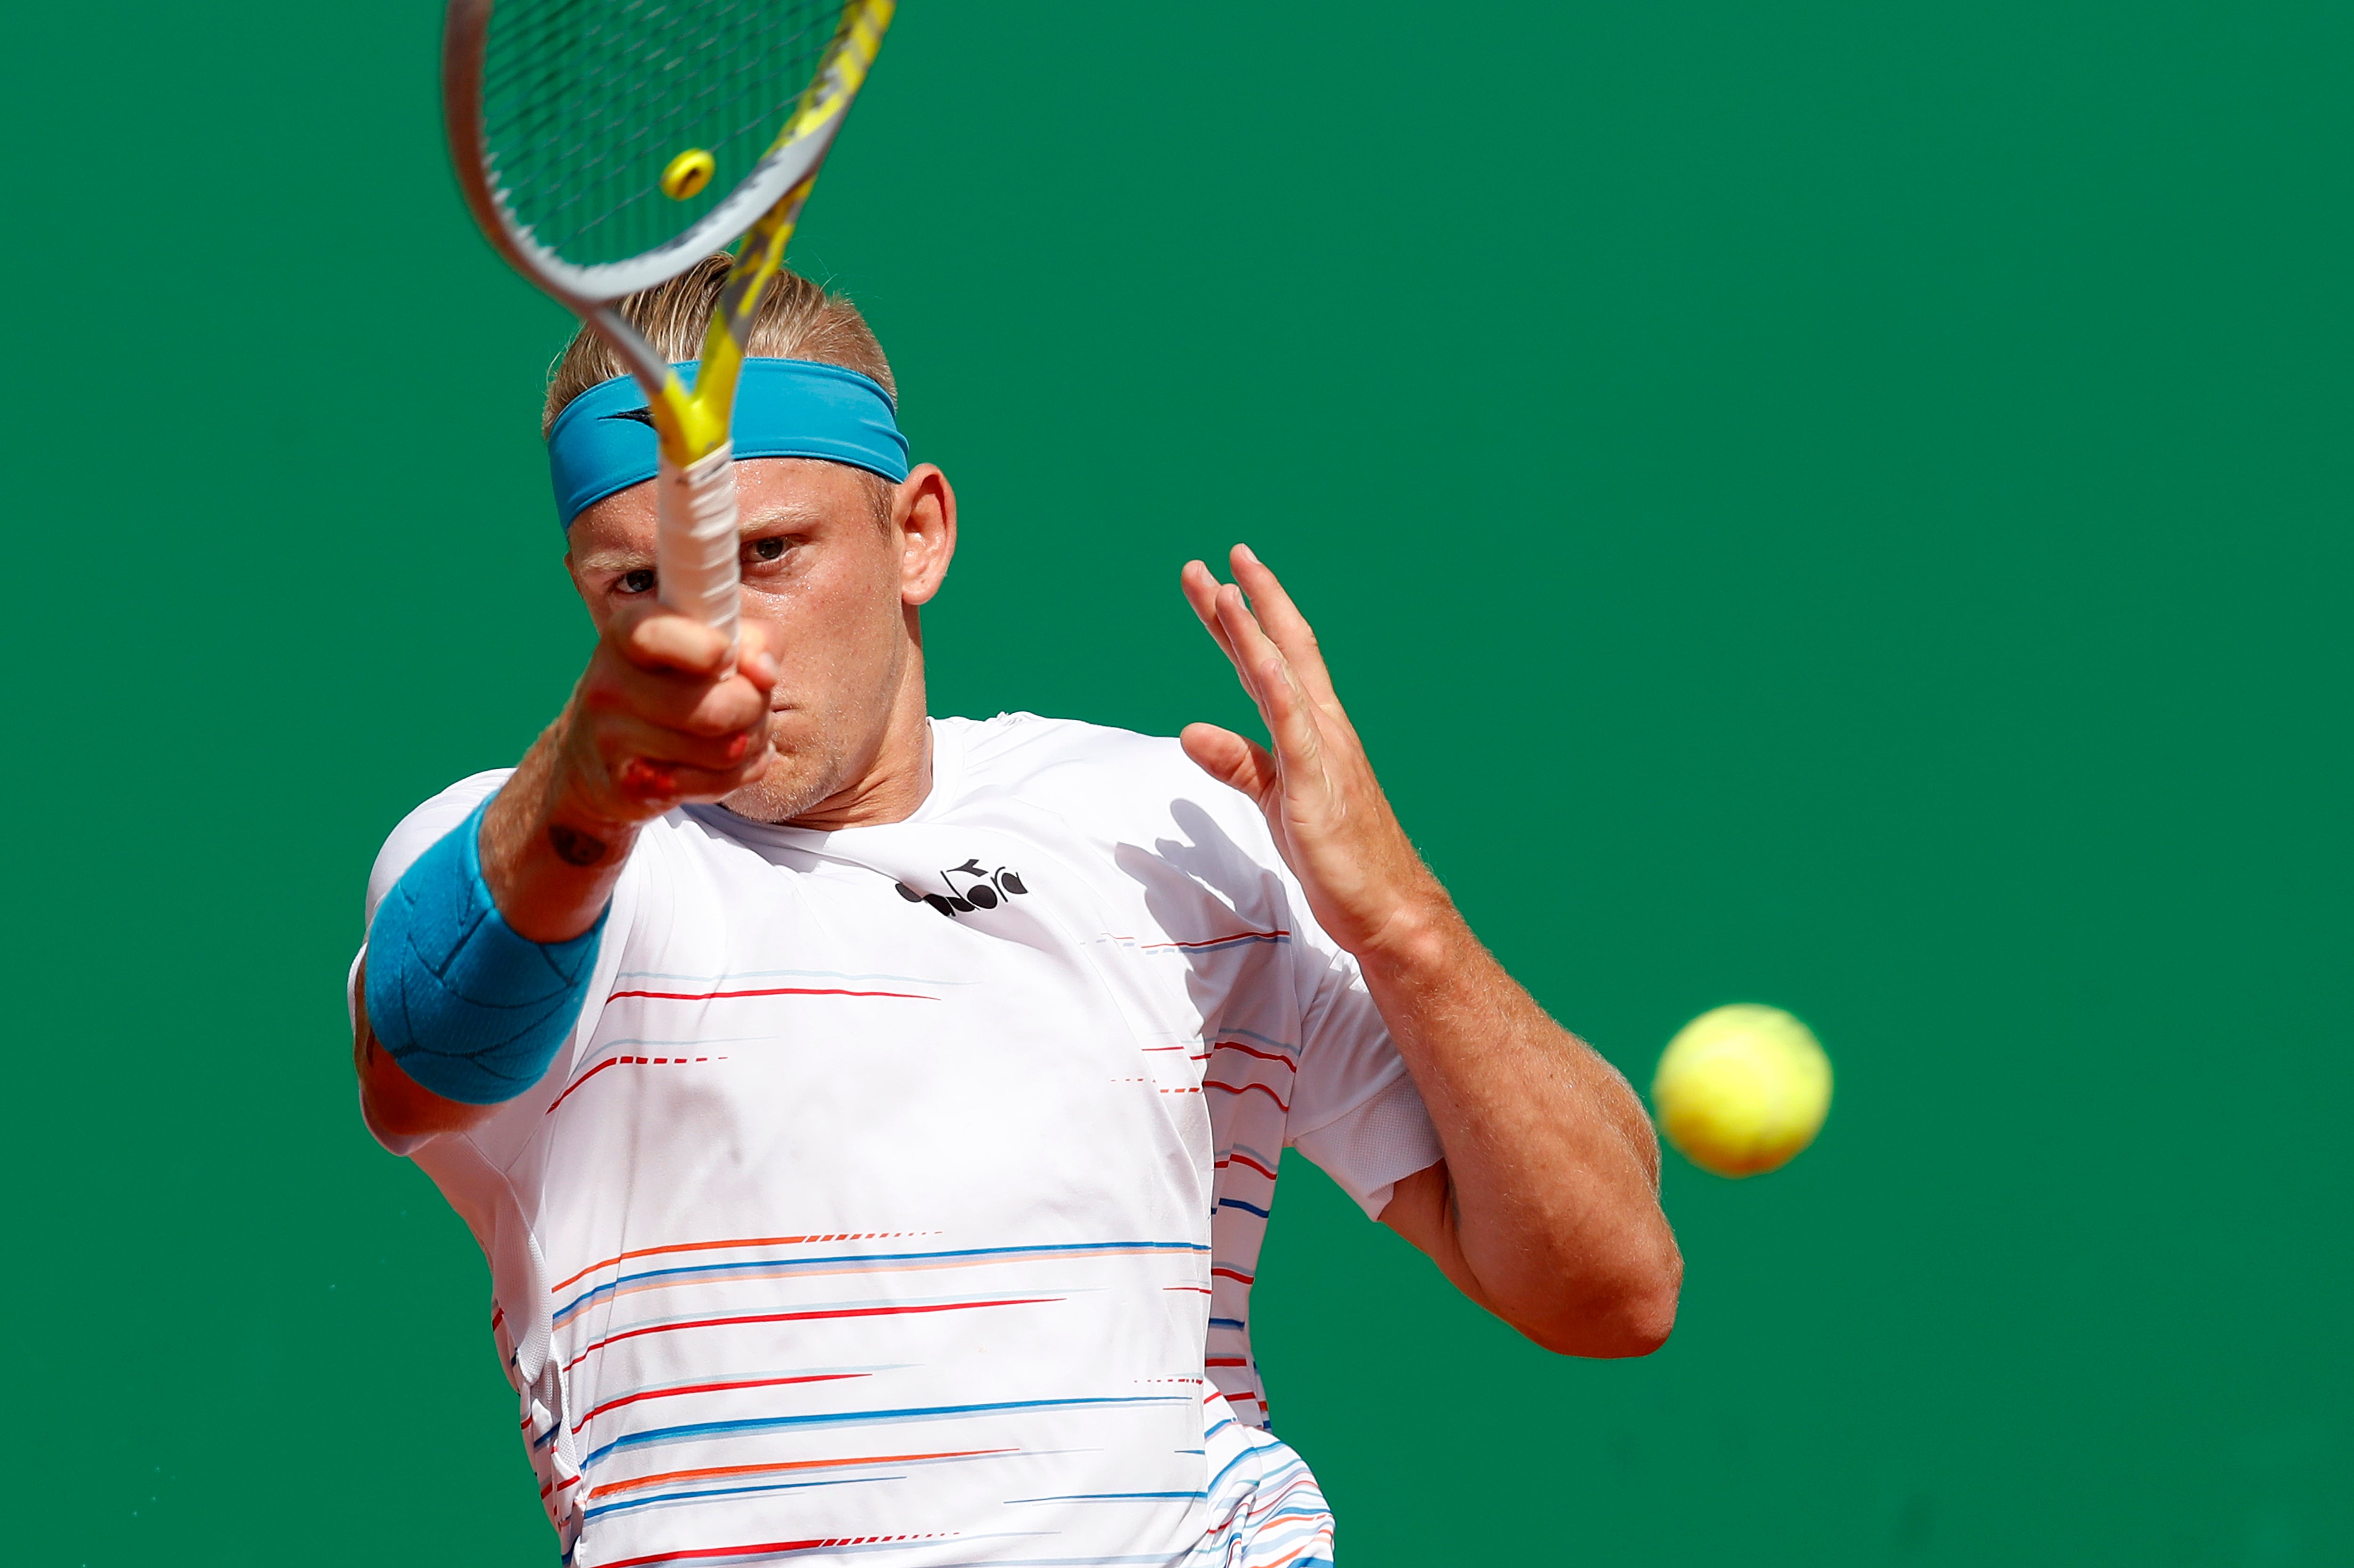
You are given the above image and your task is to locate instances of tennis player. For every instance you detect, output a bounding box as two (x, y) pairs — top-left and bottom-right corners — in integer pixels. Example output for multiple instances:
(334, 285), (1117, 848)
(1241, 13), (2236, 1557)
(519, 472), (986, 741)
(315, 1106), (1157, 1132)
(352, 259), (1679, 1568)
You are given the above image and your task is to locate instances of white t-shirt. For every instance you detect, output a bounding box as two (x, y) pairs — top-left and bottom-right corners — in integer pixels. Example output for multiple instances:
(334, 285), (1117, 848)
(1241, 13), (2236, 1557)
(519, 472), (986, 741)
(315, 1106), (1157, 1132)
(356, 714), (1441, 1567)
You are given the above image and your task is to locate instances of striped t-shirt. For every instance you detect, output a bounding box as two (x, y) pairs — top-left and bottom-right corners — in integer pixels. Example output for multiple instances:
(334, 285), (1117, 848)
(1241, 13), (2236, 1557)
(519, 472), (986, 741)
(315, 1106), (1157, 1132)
(356, 713), (1441, 1567)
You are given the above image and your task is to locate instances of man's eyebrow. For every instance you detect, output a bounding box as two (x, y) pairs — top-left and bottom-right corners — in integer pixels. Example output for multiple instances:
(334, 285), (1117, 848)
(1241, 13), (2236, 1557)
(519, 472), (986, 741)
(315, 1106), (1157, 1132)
(572, 545), (654, 574)
(742, 501), (830, 530)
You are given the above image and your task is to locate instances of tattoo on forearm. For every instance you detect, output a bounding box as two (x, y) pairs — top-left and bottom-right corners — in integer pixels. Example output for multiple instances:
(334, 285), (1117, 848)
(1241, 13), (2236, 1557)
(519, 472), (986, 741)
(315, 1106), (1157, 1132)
(548, 823), (609, 867)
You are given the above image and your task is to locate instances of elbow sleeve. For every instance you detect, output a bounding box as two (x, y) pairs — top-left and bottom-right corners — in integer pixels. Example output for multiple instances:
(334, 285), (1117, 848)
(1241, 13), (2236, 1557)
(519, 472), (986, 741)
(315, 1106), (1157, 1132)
(363, 795), (607, 1105)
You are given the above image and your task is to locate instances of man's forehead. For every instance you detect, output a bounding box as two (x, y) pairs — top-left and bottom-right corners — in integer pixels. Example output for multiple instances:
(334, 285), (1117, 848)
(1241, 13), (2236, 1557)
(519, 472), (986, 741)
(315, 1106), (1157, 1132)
(568, 457), (872, 560)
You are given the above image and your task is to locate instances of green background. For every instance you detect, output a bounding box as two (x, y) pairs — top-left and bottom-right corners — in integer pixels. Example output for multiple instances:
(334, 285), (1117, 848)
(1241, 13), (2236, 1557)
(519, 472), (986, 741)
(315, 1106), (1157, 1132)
(2, 1), (2347, 1562)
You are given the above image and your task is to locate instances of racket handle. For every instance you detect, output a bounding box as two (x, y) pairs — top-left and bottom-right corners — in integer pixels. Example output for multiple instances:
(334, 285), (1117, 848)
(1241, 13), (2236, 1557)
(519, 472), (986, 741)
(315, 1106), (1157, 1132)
(655, 443), (742, 659)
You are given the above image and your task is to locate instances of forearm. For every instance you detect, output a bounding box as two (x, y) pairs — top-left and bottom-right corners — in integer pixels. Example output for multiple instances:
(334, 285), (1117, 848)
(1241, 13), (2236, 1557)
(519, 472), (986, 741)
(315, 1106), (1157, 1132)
(479, 708), (642, 942)
(351, 611), (771, 1140)
(1170, 546), (1677, 1347)
(481, 608), (779, 941)
(1362, 894), (1679, 1355)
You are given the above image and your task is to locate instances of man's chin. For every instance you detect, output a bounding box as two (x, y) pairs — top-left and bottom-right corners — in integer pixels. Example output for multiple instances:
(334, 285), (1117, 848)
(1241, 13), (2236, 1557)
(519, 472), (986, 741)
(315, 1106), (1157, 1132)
(718, 747), (846, 826)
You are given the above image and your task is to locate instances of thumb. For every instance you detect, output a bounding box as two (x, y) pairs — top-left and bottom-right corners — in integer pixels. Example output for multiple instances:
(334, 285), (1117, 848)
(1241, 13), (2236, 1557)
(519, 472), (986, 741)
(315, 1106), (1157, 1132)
(1181, 723), (1278, 804)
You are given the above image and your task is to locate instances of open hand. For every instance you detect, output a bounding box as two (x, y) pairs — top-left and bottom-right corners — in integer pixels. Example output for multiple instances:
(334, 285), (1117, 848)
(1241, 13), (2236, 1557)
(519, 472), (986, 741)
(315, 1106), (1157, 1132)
(1184, 548), (1682, 1359)
(1180, 545), (1444, 963)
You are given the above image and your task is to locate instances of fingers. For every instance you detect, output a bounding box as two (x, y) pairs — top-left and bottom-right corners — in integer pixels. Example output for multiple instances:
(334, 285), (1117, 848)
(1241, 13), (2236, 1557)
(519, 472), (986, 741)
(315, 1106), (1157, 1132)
(593, 709), (764, 772)
(585, 652), (768, 736)
(1181, 559), (1244, 673)
(604, 761), (771, 816)
(737, 619), (782, 691)
(614, 752), (765, 807)
(591, 615), (770, 735)
(1179, 549), (1425, 957)
(1212, 581), (1324, 770)
(1183, 558), (1286, 721)
(617, 609), (736, 679)
(1185, 549), (1339, 711)
(593, 705), (771, 810)
(1226, 544), (1343, 713)
(1180, 723), (1279, 804)
(1183, 553), (1329, 779)
(566, 608), (776, 817)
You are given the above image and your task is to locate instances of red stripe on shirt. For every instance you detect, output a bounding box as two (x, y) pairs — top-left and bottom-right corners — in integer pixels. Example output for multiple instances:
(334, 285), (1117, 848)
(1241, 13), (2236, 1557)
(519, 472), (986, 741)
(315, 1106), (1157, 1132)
(607, 985), (935, 1003)
(1134, 929), (1290, 950)
(1212, 1041), (1299, 1072)
(595, 1540), (837, 1567)
(564, 1298), (1059, 1373)
(595, 1448), (1013, 1501)
(574, 1371), (871, 1429)
(546, 1053), (727, 1116)
(1204, 1080), (1292, 1112)
(551, 1231), (923, 1295)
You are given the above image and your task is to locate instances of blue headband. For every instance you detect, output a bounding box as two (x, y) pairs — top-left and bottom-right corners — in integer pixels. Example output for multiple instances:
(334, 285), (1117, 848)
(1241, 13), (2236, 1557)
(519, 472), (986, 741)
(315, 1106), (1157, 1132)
(548, 358), (910, 529)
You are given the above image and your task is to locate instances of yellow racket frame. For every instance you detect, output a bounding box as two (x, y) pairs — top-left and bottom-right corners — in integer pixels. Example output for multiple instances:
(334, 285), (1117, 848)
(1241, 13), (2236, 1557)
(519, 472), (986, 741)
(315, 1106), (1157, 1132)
(444, 0), (895, 647)
(636, 0), (895, 468)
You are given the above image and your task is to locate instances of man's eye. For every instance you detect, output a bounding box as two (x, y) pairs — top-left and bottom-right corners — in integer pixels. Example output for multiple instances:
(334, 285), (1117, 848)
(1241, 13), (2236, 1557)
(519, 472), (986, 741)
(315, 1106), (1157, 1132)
(747, 537), (789, 564)
(618, 568), (656, 595)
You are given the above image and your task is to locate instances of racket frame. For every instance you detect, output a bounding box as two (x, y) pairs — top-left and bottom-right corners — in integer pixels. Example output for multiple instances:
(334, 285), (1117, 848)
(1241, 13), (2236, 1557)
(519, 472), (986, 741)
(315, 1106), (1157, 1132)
(441, 0), (895, 646)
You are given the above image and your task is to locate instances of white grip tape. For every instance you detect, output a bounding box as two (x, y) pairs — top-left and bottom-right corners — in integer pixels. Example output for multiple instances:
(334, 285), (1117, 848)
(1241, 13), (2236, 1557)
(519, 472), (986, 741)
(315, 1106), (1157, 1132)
(656, 443), (742, 652)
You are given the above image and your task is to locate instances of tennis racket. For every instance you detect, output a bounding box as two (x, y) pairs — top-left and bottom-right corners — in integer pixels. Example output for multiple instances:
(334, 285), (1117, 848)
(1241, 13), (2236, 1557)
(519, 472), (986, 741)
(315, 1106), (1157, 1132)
(443, 0), (897, 654)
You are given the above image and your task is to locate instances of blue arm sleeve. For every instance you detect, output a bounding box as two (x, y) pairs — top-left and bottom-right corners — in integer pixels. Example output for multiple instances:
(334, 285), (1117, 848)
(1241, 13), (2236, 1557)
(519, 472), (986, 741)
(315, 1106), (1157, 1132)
(362, 795), (608, 1105)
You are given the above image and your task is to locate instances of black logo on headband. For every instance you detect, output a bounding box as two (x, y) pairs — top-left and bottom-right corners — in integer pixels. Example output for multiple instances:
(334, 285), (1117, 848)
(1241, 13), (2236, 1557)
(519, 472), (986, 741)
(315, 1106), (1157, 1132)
(895, 860), (1030, 919)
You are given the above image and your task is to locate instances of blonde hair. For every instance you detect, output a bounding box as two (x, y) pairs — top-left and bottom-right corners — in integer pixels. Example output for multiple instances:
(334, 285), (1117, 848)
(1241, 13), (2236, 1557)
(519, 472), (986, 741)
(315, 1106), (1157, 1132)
(541, 257), (896, 437)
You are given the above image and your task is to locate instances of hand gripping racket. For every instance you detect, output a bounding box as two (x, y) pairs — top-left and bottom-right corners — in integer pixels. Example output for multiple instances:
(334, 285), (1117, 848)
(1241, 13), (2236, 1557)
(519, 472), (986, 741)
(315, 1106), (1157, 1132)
(443, 0), (896, 653)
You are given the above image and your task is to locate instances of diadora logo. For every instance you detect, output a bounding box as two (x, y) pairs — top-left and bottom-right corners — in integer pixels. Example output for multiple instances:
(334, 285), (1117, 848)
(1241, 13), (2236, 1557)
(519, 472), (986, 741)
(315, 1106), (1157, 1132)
(895, 858), (1030, 918)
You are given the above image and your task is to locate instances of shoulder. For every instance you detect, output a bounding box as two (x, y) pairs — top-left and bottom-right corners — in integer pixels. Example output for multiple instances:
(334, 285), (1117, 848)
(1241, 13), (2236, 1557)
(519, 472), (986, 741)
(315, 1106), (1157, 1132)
(949, 711), (1183, 780)
(945, 713), (1263, 844)
(942, 713), (1297, 923)
(364, 769), (513, 927)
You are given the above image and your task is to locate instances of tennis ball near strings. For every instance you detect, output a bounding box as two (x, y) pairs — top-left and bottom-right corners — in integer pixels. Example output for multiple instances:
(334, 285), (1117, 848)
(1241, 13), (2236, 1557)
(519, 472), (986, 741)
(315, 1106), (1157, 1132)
(661, 147), (717, 200)
(1651, 1004), (1832, 1178)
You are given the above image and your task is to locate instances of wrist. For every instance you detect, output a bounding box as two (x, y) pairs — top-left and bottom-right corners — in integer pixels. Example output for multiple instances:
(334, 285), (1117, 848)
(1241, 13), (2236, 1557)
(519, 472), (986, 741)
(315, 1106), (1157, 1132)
(475, 720), (642, 941)
(540, 770), (642, 862)
(540, 709), (654, 845)
(1349, 879), (1463, 988)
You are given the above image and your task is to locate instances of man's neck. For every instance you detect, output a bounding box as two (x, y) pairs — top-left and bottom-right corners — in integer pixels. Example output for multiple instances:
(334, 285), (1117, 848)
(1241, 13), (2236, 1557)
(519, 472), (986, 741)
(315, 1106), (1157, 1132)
(786, 709), (934, 830)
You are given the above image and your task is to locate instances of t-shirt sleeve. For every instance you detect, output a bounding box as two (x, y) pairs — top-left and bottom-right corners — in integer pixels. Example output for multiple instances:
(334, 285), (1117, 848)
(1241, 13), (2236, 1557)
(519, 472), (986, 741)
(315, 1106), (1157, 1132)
(1283, 909), (1445, 1222)
(362, 770), (513, 932)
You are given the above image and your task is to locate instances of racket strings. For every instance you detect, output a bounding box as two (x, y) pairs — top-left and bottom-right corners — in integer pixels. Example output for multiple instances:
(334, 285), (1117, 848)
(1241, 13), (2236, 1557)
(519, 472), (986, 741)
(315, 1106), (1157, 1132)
(480, 0), (839, 268)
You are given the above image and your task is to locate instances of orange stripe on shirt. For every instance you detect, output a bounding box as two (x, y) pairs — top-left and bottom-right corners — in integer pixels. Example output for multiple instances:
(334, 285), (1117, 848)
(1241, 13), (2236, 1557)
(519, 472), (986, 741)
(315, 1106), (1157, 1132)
(594, 1447), (1013, 1499)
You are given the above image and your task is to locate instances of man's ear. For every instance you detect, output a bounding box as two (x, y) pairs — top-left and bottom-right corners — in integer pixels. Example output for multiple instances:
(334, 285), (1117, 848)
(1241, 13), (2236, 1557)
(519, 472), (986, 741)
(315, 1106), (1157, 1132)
(895, 464), (957, 606)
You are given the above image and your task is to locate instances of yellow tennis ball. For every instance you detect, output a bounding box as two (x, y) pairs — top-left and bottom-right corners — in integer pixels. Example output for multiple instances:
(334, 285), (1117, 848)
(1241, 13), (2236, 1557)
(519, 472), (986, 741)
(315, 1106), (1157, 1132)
(660, 147), (716, 201)
(1652, 1004), (1832, 1178)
